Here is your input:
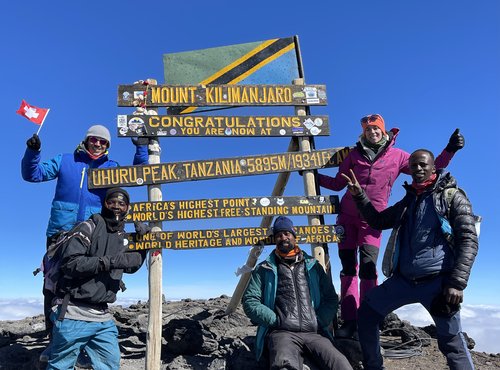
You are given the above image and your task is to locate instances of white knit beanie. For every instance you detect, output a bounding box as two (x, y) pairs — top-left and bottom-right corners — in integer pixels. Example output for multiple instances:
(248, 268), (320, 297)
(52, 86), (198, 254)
(85, 125), (111, 146)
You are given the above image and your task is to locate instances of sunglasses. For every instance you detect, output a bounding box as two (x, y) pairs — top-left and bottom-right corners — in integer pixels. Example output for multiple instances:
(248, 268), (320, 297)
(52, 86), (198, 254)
(360, 114), (382, 124)
(88, 136), (108, 146)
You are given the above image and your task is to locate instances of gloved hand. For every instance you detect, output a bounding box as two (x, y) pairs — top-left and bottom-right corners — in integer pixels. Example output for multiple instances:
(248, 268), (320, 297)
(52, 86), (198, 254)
(445, 128), (465, 153)
(26, 134), (41, 151)
(430, 291), (460, 318)
(99, 252), (143, 271)
(131, 137), (149, 146)
(134, 221), (152, 236)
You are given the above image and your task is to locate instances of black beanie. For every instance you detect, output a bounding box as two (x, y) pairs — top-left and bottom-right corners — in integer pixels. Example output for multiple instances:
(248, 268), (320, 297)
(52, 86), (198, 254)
(273, 216), (296, 237)
(105, 187), (130, 205)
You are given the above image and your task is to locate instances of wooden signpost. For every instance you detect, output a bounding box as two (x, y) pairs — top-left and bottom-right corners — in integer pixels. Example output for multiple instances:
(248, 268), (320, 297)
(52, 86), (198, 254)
(88, 147), (350, 189)
(126, 224), (343, 251)
(117, 114), (330, 137)
(126, 195), (339, 223)
(118, 84), (327, 107)
(112, 43), (340, 369)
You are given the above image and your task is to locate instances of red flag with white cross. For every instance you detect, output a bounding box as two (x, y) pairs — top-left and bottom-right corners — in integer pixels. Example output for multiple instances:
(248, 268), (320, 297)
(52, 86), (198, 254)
(16, 100), (50, 125)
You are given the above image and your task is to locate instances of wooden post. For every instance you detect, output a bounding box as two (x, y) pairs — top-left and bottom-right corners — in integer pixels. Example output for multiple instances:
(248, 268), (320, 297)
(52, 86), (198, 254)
(146, 154), (162, 370)
(225, 137), (299, 314)
(146, 146), (162, 370)
(294, 78), (329, 272)
(144, 80), (163, 370)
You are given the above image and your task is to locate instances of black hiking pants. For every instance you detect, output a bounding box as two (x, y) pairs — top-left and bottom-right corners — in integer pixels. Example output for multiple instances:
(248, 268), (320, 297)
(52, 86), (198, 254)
(267, 330), (352, 370)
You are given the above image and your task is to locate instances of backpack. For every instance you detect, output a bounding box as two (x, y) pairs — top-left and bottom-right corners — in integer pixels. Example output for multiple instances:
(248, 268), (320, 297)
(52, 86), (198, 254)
(34, 219), (96, 307)
(438, 187), (482, 246)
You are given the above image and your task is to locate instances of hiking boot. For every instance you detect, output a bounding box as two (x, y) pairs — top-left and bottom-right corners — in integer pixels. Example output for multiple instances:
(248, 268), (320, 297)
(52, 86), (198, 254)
(75, 349), (93, 369)
(335, 319), (358, 339)
(39, 342), (52, 362)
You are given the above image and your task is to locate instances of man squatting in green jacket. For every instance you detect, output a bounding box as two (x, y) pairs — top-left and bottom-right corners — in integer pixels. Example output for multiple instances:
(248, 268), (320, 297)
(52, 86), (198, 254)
(242, 216), (352, 370)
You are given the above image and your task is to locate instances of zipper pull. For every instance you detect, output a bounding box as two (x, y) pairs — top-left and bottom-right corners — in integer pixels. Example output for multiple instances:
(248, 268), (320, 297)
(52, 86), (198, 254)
(80, 168), (86, 189)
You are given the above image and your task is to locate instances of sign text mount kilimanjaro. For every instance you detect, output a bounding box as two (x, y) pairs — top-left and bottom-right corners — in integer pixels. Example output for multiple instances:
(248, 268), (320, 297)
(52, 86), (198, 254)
(118, 84), (327, 107)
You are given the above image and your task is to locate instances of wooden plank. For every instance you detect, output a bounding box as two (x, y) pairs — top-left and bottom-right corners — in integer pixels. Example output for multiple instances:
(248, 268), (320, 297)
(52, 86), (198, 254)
(117, 114), (330, 137)
(88, 146), (351, 189)
(126, 224), (344, 250)
(117, 84), (327, 107)
(126, 195), (340, 223)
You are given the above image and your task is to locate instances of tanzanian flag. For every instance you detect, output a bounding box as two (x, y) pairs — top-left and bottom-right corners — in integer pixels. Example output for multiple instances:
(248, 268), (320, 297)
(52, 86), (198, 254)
(163, 36), (302, 114)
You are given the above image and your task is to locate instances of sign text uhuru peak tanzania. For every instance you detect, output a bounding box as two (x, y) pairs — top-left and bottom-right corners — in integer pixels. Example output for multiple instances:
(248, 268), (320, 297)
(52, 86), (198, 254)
(88, 147), (351, 188)
(118, 84), (327, 107)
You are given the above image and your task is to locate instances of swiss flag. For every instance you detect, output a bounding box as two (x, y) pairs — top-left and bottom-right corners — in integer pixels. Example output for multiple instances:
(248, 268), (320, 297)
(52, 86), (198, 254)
(16, 100), (49, 125)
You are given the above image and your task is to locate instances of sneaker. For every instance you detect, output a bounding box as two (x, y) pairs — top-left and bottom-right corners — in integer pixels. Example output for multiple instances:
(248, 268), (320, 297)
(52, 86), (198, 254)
(76, 349), (93, 369)
(39, 343), (52, 362)
(335, 320), (358, 339)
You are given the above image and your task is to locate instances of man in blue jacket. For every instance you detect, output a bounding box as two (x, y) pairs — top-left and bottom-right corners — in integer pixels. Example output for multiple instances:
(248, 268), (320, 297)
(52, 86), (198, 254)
(342, 149), (478, 370)
(22, 124), (148, 362)
(242, 216), (352, 370)
(22, 125), (148, 241)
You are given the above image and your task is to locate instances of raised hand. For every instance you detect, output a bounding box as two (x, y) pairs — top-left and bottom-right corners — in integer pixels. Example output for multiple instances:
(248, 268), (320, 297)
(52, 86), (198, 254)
(340, 169), (362, 196)
(446, 128), (465, 153)
(131, 137), (150, 146)
(26, 134), (41, 151)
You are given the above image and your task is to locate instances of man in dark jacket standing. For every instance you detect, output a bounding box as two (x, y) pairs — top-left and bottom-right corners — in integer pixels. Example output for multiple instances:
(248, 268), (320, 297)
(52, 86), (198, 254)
(342, 149), (478, 370)
(242, 216), (352, 370)
(47, 188), (146, 370)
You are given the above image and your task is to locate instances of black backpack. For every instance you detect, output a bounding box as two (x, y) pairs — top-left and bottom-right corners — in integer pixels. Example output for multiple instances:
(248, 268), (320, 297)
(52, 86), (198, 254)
(43, 219), (96, 295)
(34, 219), (96, 320)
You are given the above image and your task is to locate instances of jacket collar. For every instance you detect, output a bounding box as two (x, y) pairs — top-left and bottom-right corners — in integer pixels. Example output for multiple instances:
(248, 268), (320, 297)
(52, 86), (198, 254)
(403, 169), (456, 195)
(75, 144), (109, 164)
(263, 250), (316, 271)
(357, 127), (399, 156)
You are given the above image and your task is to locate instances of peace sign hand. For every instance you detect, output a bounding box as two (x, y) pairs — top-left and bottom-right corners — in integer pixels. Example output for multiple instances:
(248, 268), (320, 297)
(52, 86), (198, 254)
(341, 169), (363, 196)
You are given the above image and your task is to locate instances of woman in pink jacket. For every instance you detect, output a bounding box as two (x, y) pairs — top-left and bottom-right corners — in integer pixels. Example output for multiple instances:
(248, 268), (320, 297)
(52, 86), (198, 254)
(317, 114), (464, 338)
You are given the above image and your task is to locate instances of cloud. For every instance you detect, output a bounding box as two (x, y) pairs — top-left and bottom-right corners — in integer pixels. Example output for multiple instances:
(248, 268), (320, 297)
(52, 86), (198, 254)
(395, 303), (500, 354)
(0, 298), (43, 320)
(0, 284), (230, 322)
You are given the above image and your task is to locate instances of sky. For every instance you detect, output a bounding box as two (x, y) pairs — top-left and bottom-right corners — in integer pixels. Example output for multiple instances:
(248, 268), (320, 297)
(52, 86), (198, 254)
(2, 0), (499, 354)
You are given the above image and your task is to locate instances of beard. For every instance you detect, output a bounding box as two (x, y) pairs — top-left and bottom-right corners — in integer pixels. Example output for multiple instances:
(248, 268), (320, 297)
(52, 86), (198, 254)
(277, 240), (294, 254)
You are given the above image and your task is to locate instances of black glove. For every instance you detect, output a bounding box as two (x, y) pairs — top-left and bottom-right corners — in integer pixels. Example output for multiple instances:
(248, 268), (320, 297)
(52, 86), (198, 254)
(430, 293), (460, 318)
(134, 221), (152, 236)
(26, 134), (41, 151)
(131, 137), (149, 146)
(99, 253), (143, 271)
(445, 128), (464, 153)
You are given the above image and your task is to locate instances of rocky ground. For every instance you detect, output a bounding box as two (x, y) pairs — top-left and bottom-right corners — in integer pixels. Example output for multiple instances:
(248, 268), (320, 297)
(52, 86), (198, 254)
(0, 295), (498, 369)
